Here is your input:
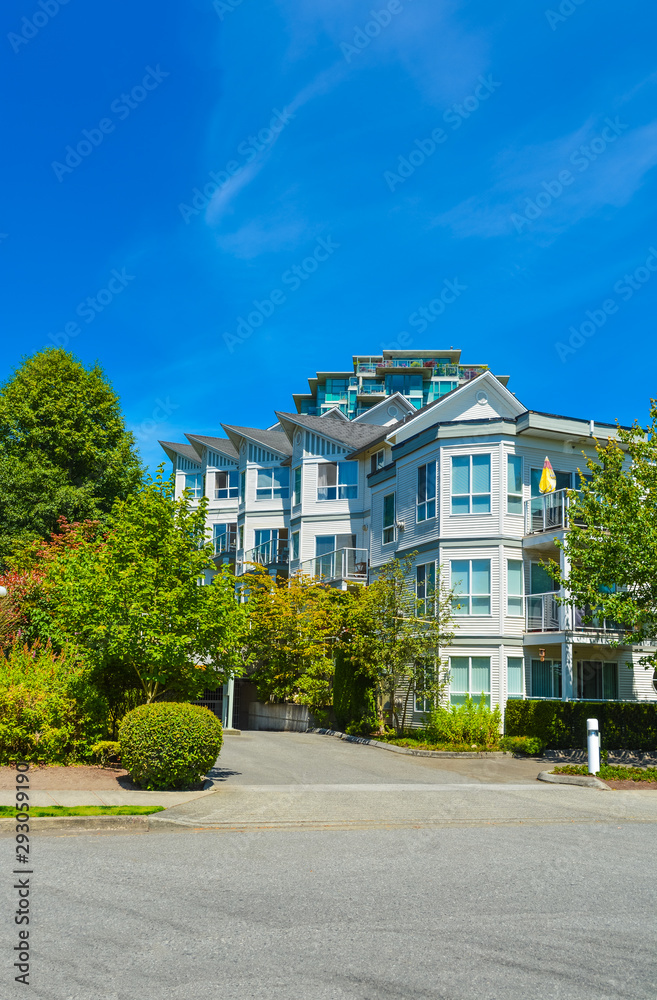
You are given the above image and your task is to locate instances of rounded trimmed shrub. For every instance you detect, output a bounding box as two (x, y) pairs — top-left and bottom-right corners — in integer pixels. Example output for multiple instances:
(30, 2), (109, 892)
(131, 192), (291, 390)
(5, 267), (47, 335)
(118, 703), (223, 790)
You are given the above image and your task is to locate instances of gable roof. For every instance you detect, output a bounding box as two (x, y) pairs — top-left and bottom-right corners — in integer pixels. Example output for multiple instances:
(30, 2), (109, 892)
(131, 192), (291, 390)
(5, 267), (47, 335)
(184, 434), (239, 462)
(221, 424), (293, 457)
(275, 411), (402, 453)
(158, 441), (201, 466)
(352, 391), (416, 425)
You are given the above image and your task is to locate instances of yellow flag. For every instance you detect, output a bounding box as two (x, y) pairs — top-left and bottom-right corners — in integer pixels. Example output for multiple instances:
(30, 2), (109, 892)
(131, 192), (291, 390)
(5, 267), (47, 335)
(539, 456), (557, 494)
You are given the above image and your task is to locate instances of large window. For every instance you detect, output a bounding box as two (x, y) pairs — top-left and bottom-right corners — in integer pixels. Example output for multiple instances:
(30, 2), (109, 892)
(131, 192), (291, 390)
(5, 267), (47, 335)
(383, 493), (396, 544)
(416, 562), (436, 616)
(530, 659), (562, 698)
(450, 656), (491, 707)
(293, 467), (302, 505)
(291, 531), (300, 561)
(507, 455), (523, 514)
(214, 470), (238, 499)
(507, 657), (524, 699)
(239, 471), (245, 502)
(507, 560), (524, 616)
(256, 467), (289, 500)
(451, 559), (491, 615)
(417, 461), (436, 522)
(317, 462), (357, 500)
(185, 473), (203, 498)
(451, 455), (491, 514)
(574, 661), (618, 700)
(370, 450), (385, 475)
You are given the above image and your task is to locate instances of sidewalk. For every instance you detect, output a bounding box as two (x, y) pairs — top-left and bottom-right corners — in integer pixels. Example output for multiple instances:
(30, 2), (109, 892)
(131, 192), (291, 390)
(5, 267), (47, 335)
(0, 788), (214, 807)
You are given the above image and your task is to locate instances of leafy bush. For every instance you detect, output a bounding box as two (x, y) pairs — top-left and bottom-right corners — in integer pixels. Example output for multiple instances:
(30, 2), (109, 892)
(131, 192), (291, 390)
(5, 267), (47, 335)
(425, 697), (502, 748)
(119, 702), (223, 790)
(499, 735), (545, 756)
(90, 740), (121, 766)
(505, 700), (657, 750)
(0, 641), (107, 764)
(553, 763), (657, 781)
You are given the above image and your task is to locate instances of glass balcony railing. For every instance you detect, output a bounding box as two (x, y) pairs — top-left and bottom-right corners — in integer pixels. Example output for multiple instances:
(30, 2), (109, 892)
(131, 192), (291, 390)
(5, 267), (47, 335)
(213, 531), (236, 557)
(243, 539), (289, 567)
(358, 384), (386, 394)
(524, 489), (585, 535)
(299, 547), (368, 583)
(526, 593), (561, 631)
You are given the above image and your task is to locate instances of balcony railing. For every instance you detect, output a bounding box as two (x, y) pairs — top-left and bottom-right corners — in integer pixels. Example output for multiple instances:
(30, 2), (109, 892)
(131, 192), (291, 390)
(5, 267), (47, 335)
(357, 384), (386, 395)
(243, 539), (289, 567)
(299, 547), (368, 583)
(526, 592), (561, 631)
(524, 489), (584, 535)
(213, 531), (236, 557)
(374, 361), (487, 379)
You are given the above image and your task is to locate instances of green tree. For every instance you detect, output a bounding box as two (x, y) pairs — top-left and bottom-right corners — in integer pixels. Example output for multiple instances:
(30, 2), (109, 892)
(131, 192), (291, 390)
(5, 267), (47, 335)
(242, 569), (350, 717)
(42, 471), (247, 705)
(551, 401), (657, 669)
(0, 348), (142, 563)
(343, 554), (454, 733)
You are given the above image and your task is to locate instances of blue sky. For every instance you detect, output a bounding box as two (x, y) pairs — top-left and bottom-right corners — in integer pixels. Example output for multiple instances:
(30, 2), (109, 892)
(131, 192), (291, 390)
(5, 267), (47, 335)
(2, 0), (657, 471)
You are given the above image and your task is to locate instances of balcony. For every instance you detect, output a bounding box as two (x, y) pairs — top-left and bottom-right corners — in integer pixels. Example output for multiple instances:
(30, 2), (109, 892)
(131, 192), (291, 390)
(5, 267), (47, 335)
(213, 531), (236, 557)
(357, 384), (386, 396)
(299, 547), (368, 584)
(243, 538), (289, 568)
(526, 592), (561, 632)
(524, 489), (585, 535)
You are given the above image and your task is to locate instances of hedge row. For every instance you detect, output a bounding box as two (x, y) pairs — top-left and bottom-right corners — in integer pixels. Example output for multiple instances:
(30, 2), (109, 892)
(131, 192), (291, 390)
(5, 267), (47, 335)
(505, 700), (657, 750)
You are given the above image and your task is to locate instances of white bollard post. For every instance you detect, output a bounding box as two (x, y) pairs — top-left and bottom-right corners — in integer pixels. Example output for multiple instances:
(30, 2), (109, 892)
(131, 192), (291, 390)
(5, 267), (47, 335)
(587, 717), (600, 775)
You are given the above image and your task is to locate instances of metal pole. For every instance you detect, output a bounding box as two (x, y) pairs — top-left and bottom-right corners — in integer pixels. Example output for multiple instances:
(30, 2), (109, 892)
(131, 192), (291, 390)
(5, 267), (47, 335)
(587, 717), (600, 774)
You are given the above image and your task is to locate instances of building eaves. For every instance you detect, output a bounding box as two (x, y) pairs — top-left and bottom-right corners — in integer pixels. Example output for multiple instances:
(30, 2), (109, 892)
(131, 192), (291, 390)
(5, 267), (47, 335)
(275, 411), (400, 452)
(221, 424), (293, 456)
(184, 434), (239, 461)
(158, 441), (201, 465)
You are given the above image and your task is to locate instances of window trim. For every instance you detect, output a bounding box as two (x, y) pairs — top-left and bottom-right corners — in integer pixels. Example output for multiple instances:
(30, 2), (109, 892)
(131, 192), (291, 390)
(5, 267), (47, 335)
(451, 454), (492, 516)
(417, 460), (437, 522)
(416, 561), (436, 616)
(450, 558), (492, 616)
(184, 473), (203, 498)
(316, 461), (358, 501)
(506, 558), (524, 617)
(382, 492), (396, 545)
(530, 658), (562, 699)
(506, 656), (524, 699)
(291, 531), (300, 561)
(449, 655), (491, 707)
(214, 469), (239, 500)
(256, 466), (290, 501)
(293, 466), (302, 506)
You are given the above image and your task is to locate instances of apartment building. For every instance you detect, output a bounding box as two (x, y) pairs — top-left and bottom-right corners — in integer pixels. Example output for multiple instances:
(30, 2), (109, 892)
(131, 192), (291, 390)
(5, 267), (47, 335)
(160, 352), (657, 717)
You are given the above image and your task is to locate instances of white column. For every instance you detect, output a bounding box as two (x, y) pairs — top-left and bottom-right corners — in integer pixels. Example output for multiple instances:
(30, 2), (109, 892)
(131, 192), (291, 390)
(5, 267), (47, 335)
(222, 676), (234, 729)
(560, 546), (573, 700)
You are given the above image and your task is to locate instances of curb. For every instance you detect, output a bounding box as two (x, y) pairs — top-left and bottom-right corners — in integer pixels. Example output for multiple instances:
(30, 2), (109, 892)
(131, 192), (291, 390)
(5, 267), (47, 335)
(537, 770), (609, 790)
(0, 815), (152, 836)
(307, 728), (508, 759)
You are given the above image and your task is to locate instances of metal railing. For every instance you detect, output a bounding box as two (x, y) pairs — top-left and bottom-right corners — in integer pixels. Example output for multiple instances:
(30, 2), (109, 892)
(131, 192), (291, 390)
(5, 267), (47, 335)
(357, 384), (386, 394)
(299, 547), (368, 583)
(526, 592), (561, 631)
(243, 539), (289, 567)
(573, 607), (624, 634)
(213, 530), (237, 557)
(524, 489), (581, 534)
(374, 361), (487, 379)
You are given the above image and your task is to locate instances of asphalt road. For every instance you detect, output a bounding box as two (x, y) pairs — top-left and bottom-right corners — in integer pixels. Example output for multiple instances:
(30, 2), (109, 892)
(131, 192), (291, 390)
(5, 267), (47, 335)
(6, 733), (657, 999)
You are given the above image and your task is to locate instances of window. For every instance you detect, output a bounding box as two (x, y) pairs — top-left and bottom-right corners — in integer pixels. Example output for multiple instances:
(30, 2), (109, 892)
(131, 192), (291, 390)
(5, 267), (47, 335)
(383, 493), (396, 544)
(315, 536), (335, 556)
(530, 468), (572, 497)
(415, 660), (436, 713)
(575, 661), (618, 700)
(256, 467), (289, 500)
(416, 562), (436, 616)
(450, 656), (491, 707)
(293, 467), (302, 505)
(417, 461), (436, 521)
(451, 559), (491, 615)
(239, 472), (246, 502)
(370, 450), (385, 475)
(530, 659), (562, 698)
(317, 461), (357, 500)
(214, 470), (238, 499)
(451, 455), (491, 514)
(213, 523), (236, 552)
(385, 373), (423, 394)
(238, 525), (244, 549)
(507, 560), (524, 616)
(291, 531), (299, 561)
(507, 455), (523, 514)
(185, 473), (203, 498)
(507, 657), (524, 699)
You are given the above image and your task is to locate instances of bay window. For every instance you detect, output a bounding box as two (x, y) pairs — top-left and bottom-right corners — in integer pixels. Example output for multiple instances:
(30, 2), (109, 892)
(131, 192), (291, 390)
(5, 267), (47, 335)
(317, 461), (357, 500)
(451, 454), (491, 514)
(417, 461), (436, 521)
(451, 559), (491, 615)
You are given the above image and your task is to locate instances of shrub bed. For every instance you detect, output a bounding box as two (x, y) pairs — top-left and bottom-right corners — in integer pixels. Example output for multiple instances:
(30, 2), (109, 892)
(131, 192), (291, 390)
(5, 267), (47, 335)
(553, 763), (657, 782)
(119, 702), (223, 790)
(505, 700), (657, 750)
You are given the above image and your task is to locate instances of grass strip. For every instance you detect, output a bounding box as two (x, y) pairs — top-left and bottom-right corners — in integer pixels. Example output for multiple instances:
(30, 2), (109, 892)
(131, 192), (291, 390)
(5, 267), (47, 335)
(553, 764), (657, 782)
(0, 805), (165, 817)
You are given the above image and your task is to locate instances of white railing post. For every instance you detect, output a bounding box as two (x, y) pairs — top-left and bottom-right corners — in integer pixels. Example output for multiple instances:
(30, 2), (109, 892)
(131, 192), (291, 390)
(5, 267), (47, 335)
(587, 718), (600, 774)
